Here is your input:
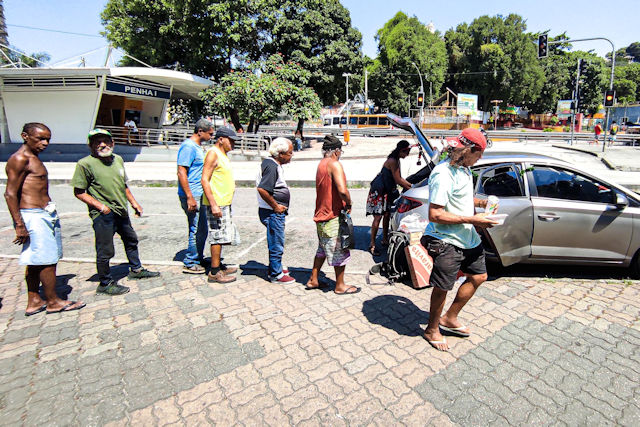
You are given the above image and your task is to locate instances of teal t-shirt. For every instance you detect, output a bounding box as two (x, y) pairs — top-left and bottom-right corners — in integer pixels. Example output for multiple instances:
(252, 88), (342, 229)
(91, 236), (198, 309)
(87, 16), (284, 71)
(423, 160), (480, 249)
(70, 154), (129, 219)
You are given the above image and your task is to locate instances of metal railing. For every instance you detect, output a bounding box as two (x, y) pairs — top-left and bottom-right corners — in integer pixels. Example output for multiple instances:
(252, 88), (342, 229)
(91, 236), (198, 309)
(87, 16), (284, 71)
(102, 125), (640, 149)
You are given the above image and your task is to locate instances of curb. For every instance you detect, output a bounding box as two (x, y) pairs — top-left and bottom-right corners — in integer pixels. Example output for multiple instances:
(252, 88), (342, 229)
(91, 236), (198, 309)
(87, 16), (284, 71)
(0, 179), (375, 189)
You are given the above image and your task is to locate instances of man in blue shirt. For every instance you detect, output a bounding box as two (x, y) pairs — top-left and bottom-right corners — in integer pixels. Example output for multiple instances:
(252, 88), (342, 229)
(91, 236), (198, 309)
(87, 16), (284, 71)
(177, 119), (213, 274)
(421, 128), (497, 351)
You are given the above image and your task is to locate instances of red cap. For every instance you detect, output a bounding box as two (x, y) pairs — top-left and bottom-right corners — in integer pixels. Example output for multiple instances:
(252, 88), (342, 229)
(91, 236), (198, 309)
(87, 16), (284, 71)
(446, 128), (487, 150)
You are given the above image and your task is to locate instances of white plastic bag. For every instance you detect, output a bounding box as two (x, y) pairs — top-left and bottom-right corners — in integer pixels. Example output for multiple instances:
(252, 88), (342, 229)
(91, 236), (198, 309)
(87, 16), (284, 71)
(398, 213), (429, 234)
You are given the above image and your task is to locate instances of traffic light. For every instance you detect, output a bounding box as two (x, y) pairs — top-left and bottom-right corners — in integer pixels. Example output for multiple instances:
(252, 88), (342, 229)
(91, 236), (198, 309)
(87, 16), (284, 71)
(604, 90), (616, 107)
(579, 59), (588, 76)
(417, 91), (424, 108)
(537, 34), (548, 58)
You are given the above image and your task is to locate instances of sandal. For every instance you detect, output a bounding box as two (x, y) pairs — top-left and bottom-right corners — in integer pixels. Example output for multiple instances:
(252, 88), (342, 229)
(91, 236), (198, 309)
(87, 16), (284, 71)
(369, 246), (380, 256)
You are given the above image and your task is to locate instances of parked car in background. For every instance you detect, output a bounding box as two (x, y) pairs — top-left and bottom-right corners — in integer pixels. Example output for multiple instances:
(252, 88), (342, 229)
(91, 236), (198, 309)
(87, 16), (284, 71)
(386, 113), (640, 276)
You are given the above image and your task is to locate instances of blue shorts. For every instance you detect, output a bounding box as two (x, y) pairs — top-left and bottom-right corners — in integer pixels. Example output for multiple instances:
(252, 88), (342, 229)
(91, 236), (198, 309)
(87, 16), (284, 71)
(19, 204), (63, 266)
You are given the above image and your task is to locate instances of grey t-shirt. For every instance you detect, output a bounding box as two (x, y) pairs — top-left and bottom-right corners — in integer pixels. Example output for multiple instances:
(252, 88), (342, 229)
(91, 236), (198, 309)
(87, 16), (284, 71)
(257, 158), (290, 209)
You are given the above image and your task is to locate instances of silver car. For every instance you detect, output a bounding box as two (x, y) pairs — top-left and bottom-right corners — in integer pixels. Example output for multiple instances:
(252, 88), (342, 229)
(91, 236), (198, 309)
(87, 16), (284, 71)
(386, 113), (640, 276)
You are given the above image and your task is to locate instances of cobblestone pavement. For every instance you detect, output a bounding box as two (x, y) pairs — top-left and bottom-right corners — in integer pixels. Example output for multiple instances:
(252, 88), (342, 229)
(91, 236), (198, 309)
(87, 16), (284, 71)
(1, 257), (639, 426)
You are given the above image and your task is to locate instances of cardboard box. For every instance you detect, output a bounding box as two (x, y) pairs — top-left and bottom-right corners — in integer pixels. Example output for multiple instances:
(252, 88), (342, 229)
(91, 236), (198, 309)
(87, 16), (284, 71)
(404, 243), (433, 290)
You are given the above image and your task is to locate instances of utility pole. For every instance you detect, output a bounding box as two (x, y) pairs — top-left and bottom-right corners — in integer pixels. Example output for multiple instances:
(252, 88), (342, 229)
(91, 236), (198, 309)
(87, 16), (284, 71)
(364, 69), (368, 113)
(411, 62), (424, 128)
(342, 72), (351, 130)
(570, 59), (580, 146)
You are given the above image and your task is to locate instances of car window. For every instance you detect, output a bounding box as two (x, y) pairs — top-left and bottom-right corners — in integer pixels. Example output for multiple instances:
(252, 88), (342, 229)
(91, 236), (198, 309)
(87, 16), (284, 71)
(379, 117), (388, 126)
(349, 117), (357, 125)
(359, 117), (367, 125)
(531, 166), (615, 204)
(476, 165), (524, 197)
(368, 117), (378, 125)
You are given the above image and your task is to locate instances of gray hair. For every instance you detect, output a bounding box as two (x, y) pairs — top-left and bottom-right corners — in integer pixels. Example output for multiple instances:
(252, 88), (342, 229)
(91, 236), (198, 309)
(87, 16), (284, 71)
(194, 118), (213, 134)
(322, 147), (341, 157)
(268, 137), (292, 157)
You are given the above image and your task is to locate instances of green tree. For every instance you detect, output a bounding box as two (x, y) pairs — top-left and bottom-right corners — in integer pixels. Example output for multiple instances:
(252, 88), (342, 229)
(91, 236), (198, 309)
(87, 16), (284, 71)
(102, 0), (263, 79)
(444, 14), (544, 110)
(102, 0), (361, 132)
(201, 55), (321, 132)
(261, 0), (363, 106)
(614, 62), (640, 104)
(367, 12), (447, 115)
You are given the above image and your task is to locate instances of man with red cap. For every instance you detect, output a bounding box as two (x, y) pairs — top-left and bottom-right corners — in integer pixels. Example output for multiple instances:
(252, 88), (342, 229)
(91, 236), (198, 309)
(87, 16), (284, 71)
(421, 127), (497, 351)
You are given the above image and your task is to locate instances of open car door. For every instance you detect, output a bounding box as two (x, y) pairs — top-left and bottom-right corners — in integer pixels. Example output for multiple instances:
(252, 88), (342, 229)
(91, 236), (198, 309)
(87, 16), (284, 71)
(473, 163), (533, 266)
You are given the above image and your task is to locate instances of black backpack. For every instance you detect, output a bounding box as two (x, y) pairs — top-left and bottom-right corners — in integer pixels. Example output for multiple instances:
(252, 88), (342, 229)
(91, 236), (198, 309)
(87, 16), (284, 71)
(367, 231), (410, 284)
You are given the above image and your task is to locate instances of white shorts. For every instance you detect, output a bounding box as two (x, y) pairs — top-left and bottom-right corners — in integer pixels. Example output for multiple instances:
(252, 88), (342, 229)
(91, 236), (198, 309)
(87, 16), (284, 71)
(19, 203), (63, 265)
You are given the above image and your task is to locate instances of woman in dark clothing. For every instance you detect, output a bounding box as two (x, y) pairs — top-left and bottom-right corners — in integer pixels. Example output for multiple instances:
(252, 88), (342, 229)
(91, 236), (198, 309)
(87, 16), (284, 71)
(366, 140), (412, 255)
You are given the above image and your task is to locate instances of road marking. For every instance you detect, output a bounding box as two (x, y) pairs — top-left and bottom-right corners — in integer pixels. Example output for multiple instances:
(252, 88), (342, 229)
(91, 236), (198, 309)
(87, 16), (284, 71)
(234, 216), (297, 259)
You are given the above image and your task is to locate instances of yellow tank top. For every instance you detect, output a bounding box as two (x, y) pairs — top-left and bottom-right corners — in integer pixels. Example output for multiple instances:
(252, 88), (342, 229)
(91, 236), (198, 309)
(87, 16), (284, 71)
(203, 145), (235, 206)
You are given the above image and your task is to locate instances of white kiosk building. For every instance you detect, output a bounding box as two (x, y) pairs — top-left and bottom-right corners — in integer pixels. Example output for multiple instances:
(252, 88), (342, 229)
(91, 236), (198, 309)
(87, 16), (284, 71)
(0, 66), (213, 144)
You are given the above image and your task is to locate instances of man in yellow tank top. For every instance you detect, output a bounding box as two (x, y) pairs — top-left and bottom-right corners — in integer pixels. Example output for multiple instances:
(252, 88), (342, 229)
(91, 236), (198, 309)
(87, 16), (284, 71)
(202, 127), (241, 283)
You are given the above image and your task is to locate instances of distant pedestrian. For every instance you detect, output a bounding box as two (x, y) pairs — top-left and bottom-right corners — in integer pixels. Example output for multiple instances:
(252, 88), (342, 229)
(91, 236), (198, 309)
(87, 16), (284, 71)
(71, 129), (160, 296)
(201, 127), (241, 283)
(609, 121), (619, 145)
(421, 128), (497, 351)
(592, 123), (602, 145)
(306, 135), (359, 295)
(257, 137), (295, 283)
(4, 123), (85, 315)
(366, 140), (412, 255)
(293, 130), (303, 151)
(124, 117), (138, 145)
(177, 119), (213, 274)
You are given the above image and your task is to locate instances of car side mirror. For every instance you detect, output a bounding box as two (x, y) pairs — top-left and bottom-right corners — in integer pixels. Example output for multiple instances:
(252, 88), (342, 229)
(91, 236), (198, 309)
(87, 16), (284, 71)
(615, 193), (629, 209)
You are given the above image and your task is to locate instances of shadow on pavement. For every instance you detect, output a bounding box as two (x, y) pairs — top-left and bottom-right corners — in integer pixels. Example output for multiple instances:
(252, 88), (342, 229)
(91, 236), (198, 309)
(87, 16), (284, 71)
(86, 264), (131, 283)
(38, 273), (76, 300)
(172, 249), (187, 263)
(362, 294), (428, 337)
(239, 260), (333, 291)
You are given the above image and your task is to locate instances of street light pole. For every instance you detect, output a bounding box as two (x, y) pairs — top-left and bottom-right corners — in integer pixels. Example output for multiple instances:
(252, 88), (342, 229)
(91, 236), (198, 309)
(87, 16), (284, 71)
(411, 62), (424, 128)
(342, 72), (351, 131)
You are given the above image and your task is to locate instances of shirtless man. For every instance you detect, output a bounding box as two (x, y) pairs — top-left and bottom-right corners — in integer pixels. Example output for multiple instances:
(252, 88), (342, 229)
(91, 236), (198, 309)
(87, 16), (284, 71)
(4, 123), (85, 315)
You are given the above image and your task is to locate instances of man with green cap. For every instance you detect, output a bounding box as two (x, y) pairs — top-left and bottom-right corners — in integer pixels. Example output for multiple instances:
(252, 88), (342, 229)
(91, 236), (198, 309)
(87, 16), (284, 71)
(71, 129), (159, 295)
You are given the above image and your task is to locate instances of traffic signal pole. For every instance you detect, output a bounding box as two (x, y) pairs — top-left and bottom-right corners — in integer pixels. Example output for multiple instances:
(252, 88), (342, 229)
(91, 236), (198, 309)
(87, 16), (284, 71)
(545, 37), (615, 152)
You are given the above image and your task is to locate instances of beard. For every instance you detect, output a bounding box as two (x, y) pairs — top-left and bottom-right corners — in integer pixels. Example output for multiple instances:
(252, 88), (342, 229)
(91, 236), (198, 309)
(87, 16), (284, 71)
(97, 147), (113, 157)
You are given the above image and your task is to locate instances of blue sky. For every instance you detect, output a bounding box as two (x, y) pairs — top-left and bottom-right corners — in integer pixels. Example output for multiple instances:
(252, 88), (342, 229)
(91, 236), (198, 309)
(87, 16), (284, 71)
(3, 0), (637, 66)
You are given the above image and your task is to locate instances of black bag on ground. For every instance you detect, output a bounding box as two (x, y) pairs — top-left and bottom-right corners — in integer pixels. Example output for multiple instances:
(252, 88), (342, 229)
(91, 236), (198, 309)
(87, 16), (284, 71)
(367, 231), (410, 283)
(339, 210), (355, 250)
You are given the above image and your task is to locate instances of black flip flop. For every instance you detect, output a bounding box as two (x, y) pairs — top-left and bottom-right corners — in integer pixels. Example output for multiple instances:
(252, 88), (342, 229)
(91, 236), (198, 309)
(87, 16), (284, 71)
(46, 301), (86, 314)
(25, 304), (47, 317)
(334, 286), (361, 295)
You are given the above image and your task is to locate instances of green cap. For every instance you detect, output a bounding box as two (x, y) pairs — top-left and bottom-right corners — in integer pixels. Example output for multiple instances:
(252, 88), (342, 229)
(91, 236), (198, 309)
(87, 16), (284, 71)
(87, 128), (112, 143)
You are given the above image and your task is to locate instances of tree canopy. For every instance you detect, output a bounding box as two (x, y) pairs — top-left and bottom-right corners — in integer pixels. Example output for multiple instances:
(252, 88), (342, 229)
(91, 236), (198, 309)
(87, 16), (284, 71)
(201, 54), (321, 132)
(260, 0), (364, 106)
(444, 14), (544, 111)
(367, 12), (447, 115)
(102, 0), (262, 79)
